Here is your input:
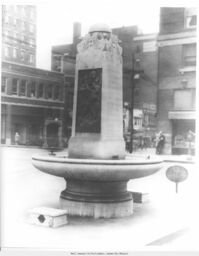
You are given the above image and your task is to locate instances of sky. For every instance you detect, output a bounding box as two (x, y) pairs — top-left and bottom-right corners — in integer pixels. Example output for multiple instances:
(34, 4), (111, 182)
(36, 0), (161, 70)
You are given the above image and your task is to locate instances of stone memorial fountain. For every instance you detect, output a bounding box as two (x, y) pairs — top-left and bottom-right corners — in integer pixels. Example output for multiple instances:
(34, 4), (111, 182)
(32, 24), (163, 219)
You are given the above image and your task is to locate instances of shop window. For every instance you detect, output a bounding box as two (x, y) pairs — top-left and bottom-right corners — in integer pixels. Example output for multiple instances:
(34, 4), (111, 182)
(1, 77), (7, 93)
(54, 85), (60, 100)
(182, 44), (196, 67)
(38, 83), (44, 98)
(12, 79), (18, 95)
(19, 80), (26, 96)
(30, 82), (36, 97)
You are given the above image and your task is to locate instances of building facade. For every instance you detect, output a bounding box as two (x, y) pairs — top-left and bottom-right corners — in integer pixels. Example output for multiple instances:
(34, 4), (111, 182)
(2, 5), (36, 66)
(1, 61), (65, 147)
(121, 32), (158, 148)
(51, 23), (81, 137)
(157, 7), (197, 154)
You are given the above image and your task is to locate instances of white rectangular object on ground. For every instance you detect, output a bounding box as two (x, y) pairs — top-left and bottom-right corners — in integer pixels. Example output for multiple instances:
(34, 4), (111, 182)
(28, 207), (68, 228)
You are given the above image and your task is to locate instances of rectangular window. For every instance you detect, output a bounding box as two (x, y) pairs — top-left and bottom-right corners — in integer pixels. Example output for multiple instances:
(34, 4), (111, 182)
(174, 90), (193, 109)
(4, 5), (10, 11)
(4, 14), (9, 24)
(13, 48), (17, 58)
(21, 7), (26, 18)
(29, 39), (34, 47)
(30, 82), (36, 97)
(12, 79), (18, 95)
(13, 5), (17, 12)
(4, 47), (9, 57)
(22, 21), (26, 31)
(21, 50), (25, 60)
(19, 80), (26, 96)
(1, 77), (7, 93)
(183, 44), (196, 67)
(185, 8), (197, 28)
(13, 31), (17, 38)
(29, 54), (34, 63)
(13, 18), (17, 26)
(47, 84), (53, 99)
(38, 83), (44, 98)
(30, 10), (35, 20)
(54, 85), (60, 100)
(4, 30), (9, 37)
(29, 24), (34, 33)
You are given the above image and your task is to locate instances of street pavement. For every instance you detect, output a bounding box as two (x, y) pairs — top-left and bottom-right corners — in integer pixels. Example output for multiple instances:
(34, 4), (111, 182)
(0, 146), (199, 251)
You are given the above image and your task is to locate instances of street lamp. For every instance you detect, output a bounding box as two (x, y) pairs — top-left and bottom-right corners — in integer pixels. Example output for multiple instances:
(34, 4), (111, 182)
(129, 54), (143, 153)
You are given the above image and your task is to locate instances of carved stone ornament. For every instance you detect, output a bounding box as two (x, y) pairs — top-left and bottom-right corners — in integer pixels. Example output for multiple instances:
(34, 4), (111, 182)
(77, 31), (122, 57)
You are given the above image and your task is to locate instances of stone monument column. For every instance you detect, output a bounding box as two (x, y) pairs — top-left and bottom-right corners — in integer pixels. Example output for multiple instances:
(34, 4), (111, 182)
(68, 24), (125, 159)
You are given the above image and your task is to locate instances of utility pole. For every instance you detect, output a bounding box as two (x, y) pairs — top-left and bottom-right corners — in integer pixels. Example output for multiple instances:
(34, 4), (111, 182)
(129, 54), (135, 153)
(129, 53), (142, 154)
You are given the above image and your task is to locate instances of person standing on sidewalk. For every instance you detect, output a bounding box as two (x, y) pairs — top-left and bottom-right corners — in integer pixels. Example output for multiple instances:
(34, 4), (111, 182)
(156, 131), (165, 154)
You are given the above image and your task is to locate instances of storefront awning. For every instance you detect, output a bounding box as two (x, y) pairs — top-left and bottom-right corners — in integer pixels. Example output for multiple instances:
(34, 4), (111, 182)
(168, 111), (196, 120)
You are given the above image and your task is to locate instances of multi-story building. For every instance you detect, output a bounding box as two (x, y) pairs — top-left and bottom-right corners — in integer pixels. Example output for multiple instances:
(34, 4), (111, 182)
(157, 7), (197, 154)
(51, 23), (81, 137)
(2, 5), (36, 66)
(1, 61), (65, 147)
(1, 5), (70, 148)
(129, 33), (158, 146)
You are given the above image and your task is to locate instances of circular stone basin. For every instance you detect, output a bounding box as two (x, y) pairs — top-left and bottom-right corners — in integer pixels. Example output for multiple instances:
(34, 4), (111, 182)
(32, 154), (163, 218)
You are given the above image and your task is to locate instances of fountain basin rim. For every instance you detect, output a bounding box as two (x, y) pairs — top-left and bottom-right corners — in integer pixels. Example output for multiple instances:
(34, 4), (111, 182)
(32, 154), (163, 165)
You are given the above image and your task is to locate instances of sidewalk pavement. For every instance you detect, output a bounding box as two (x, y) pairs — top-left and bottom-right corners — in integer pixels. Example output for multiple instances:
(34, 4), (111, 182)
(1, 146), (198, 251)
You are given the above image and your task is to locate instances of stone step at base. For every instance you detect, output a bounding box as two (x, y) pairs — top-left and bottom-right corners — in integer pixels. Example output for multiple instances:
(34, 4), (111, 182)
(131, 192), (149, 203)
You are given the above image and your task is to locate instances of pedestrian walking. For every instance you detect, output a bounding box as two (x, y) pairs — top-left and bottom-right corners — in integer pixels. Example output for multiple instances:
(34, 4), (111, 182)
(156, 131), (165, 154)
(187, 130), (195, 155)
(14, 132), (20, 145)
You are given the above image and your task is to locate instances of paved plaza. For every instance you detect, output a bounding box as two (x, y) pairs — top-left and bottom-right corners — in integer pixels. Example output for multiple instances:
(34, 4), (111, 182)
(1, 146), (199, 251)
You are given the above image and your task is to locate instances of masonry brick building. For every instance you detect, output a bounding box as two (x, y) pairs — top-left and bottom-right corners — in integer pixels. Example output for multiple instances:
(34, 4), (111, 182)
(1, 5), (69, 148)
(130, 33), (158, 145)
(1, 61), (65, 147)
(157, 7), (197, 154)
(2, 5), (36, 66)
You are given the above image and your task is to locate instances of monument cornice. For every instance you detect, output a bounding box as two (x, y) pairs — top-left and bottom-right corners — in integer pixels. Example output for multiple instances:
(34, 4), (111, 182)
(77, 32), (122, 57)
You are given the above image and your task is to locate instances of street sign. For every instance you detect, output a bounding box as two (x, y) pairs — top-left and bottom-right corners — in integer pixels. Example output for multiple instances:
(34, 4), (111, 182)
(166, 165), (188, 193)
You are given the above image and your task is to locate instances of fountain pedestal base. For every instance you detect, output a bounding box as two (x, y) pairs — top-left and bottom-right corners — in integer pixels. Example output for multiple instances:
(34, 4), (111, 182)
(60, 180), (133, 218)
